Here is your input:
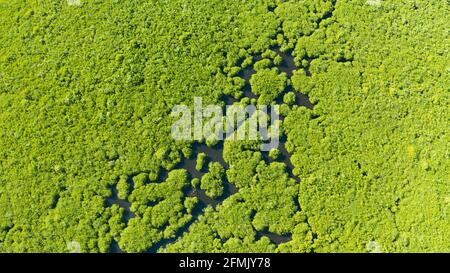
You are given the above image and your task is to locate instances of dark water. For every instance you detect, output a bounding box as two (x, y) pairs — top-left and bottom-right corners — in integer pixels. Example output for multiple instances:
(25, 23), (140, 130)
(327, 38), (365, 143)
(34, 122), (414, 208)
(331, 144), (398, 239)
(110, 240), (124, 253)
(106, 185), (135, 224)
(241, 67), (259, 101)
(275, 48), (296, 77)
(258, 231), (293, 245)
(107, 46), (314, 252)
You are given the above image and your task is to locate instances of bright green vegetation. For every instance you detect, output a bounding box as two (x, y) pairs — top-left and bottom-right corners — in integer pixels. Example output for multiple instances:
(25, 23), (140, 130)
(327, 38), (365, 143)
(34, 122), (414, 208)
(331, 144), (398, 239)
(164, 143), (303, 252)
(269, 149), (281, 160)
(196, 153), (207, 172)
(116, 175), (130, 200)
(283, 92), (296, 106)
(200, 162), (225, 199)
(250, 68), (288, 105)
(120, 169), (194, 252)
(0, 0), (448, 253)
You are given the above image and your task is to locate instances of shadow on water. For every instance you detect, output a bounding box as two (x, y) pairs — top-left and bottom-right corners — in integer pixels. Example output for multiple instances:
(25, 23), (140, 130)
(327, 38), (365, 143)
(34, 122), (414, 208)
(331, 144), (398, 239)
(109, 43), (315, 253)
(272, 46), (314, 109)
(257, 231), (293, 245)
(194, 142), (229, 169)
(106, 185), (135, 224)
(274, 48), (296, 77)
(110, 240), (124, 253)
(243, 82), (258, 100)
(222, 94), (238, 105)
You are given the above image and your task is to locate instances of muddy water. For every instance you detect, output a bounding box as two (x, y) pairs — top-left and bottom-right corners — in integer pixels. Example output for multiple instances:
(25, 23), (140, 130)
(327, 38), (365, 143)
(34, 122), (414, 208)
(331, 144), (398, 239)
(107, 47), (314, 252)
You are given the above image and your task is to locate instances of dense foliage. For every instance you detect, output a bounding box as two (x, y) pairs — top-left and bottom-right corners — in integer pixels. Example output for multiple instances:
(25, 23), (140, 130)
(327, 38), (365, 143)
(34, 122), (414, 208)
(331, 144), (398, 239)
(200, 162), (225, 199)
(0, 0), (448, 253)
